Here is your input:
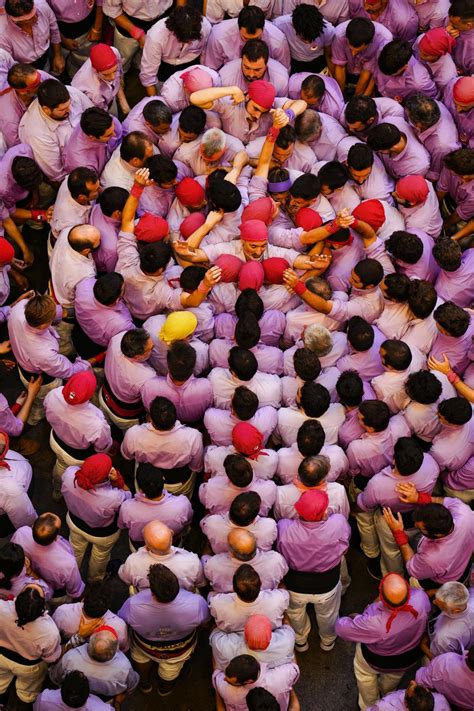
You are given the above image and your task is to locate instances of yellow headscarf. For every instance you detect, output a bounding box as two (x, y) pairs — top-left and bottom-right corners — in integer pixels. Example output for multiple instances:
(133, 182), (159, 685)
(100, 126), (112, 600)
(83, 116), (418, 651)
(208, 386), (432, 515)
(159, 311), (198, 345)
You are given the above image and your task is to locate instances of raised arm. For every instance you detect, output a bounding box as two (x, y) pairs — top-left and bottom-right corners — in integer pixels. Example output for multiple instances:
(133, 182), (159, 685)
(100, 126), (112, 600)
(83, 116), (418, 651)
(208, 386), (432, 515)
(190, 85), (245, 110)
(121, 168), (154, 234)
(283, 268), (333, 314)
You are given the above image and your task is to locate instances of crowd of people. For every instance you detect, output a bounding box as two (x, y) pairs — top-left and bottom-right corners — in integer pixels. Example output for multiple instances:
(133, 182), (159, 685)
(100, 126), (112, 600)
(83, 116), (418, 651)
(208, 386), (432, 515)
(0, 0), (473, 708)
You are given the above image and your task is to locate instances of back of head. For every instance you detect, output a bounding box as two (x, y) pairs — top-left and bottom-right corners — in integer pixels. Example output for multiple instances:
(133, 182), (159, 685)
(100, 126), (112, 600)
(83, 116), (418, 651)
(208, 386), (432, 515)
(207, 179), (242, 214)
(449, 0), (474, 19)
(165, 4), (203, 43)
(394, 437), (423, 476)
(318, 161), (349, 191)
(232, 386), (259, 421)
(167, 340), (196, 381)
(246, 687), (280, 711)
(435, 581), (469, 612)
(80, 107), (114, 139)
(120, 328), (150, 359)
(143, 99), (172, 128)
(387, 231), (423, 265)
(88, 629), (118, 662)
(292, 3), (324, 42)
(289, 172), (320, 200)
(407, 279), (437, 319)
(145, 154), (177, 186)
(83, 582), (109, 619)
(8, 62), (37, 90)
(228, 528), (256, 562)
(24, 294), (57, 328)
(345, 95), (377, 126)
(444, 148), (474, 177)
(228, 347), (258, 381)
(353, 258), (383, 287)
(404, 93), (440, 129)
(378, 39), (412, 75)
(136, 462), (165, 499)
(298, 454), (330, 487)
(432, 237), (462, 272)
(235, 289), (264, 320)
(303, 324), (332, 356)
(179, 104), (206, 136)
(93, 273), (124, 306)
(336, 370), (364, 407)
(11, 156), (42, 191)
(382, 272), (410, 303)
(405, 686), (435, 711)
(120, 131), (151, 163)
(0, 542), (25, 590)
(305, 276), (332, 300)
(300, 382), (330, 418)
(225, 654), (260, 686)
(347, 142), (374, 171)
(15, 586), (46, 627)
(438, 396), (472, 425)
(346, 17), (375, 46)
(148, 563), (180, 603)
(180, 266), (206, 293)
(61, 671), (90, 709)
(296, 419), (325, 456)
(224, 453), (253, 488)
(32, 512), (60, 546)
(150, 396), (177, 431)
(367, 123), (402, 152)
(301, 74), (325, 101)
(359, 400), (390, 432)
(405, 370), (442, 405)
(238, 5), (265, 31)
(68, 167), (99, 201)
(37, 78), (69, 109)
(293, 348), (321, 381)
(235, 313), (261, 350)
(233, 563), (261, 602)
(139, 241), (172, 274)
(413, 503), (454, 537)
(347, 316), (374, 352)
(229, 492), (261, 527)
(434, 301), (470, 337)
(97, 186), (128, 218)
(381, 339), (412, 371)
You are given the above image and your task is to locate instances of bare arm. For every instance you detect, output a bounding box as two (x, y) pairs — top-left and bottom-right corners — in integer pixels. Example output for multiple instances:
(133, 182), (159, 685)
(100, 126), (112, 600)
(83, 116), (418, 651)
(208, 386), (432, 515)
(190, 85), (245, 111)
(187, 211), (224, 249)
(334, 65), (346, 91)
(121, 168), (154, 234)
(283, 268), (333, 314)
(181, 266), (222, 307)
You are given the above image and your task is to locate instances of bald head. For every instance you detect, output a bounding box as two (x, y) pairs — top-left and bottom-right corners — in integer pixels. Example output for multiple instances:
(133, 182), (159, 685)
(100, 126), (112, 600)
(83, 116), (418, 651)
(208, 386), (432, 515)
(88, 630), (118, 663)
(32, 513), (61, 546)
(228, 529), (256, 562)
(380, 573), (409, 606)
(68, 224), (101, 254)
(144, 520), (172, 555)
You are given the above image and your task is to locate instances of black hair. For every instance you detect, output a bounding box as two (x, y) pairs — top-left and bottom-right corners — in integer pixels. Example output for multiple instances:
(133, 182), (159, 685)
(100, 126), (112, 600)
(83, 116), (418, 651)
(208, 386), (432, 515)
(11, 156), (42, 191)
(232, 386), (259, 421)
(233, 563), (261, 602)
(121, 328), (150, 358)
(275, 125), (296, 150)
(246, 687), (280, 711)
(298, 454), (330, 486)
(387, 231), (423, 264)
(136, 462), (165, 499)
(438, 396), (472, 425)
(367, 123), (402, 151)
(407, 279), (437, 319)
(0, 543), (25, 590)
(405, 370), (442, 405)
(404, 93), (440, 129)
(235, 313), (261, 349)
(235, 289), (264, 320)
(378, 40), (412, 75)
(238, 5), (265, 32)
(434, 302), (470, 337)
(98, 186), (128, 216)
(167, 341), (196, 381)
(359, 400), (390, 431)
(300, 382), (330, 417)
(228, 347), (258, 381)
(139, 242), (172, 274)
(37, 79), (69, 109)
(224, 454), (253, 487)
(318, 161), (348, 190)
(61, 671), (90, 709)
(80, 107), (113, 138)
(383, 272), (411, 302)
(15, 586), (45, 627)
(344, 95), (377, 125)
(83, 582), (109, 619)
(67, 167), (98, 200)
(180, 266), (206, 292)
(394, 437), (424, 475)
(432, 238), (462, 272)
(289, 173), (320, 200)
(225, 655), (260, 684)
(353, 258), (383, 287)
(148, 563), (180, 602)
(293, 348), (321, 381)
(347, 143), (374, 170)
(292, 3), (325, 41)
(449, 0), (474, 19)
(336, 370), (364, 407)
(347, 316), (374, 352)
(296, 419), (325, 456)
(207, 180), (242, 213)
(120, 131), (151, 162)
(381, 339), (413, 371)
(150, 396), (177, 431)
(413, 504), (454, 537)
(346, 17), (375, 47)
(444, 148), (474, 177)
(405, 686), (435, 711)
(145, 155), (177, 186)
(241, 38), (269, 62)
(143, 100), (172, 127)
(179, 105), (207, 136)
(165, 5), (203, 42)
(93, 273), (124, 306)
(230, 492), (261, 527)
(301, 74), (325, 100)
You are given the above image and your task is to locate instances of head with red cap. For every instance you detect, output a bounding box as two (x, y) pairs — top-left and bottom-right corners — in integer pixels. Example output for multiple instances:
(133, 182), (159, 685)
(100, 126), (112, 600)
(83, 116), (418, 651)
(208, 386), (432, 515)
(418, 27), (456, 61)
(242, 197), (276, 226)
(238, 260), (264, 291)
(232, 422), (266, 460)
(452, 77), (474, 112)
(239, 219), (268, 261)
(175, 178), (206, 210)
(246, 79), (276, 121)
(0, 238), (15, 267)
(294, 489), (329, 522)
(262, 257), (290, 284)
(215, 254), (244, 282)
(181, 67), (213, 94)
(90, 44), (119, 82)
(352, 199), (386, 232)
(179, 212), (206, 240)
(393, 176), (429, 207)
(244, 615), (272, 651)
(62, 371), (97, 406)
(135, 213), (169, 243)
(295, 207), (323, 232)
(74, 453), (113, 491)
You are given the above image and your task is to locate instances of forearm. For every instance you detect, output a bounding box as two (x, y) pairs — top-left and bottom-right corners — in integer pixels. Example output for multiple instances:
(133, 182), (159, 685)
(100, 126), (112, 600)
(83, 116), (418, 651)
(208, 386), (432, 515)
(444, 209), (460, 228)
(182, 283), (211, 307)
(215, 691), (226, 711)
(17, 394), (36, 425)
(93, 5), (104, 31)
(300, 226), (331, 246)
(51, 43), (62, 57)
(283, 99), (307, 117)
(190, 86), (236, 109)
(3, 217), (28, 253)
(451, 218), (474, 241)
(355, 70), (372, 96)
(351, 218), (377, 246)
(187, 224), (213, 249)
(114, 13), (138, 33)
(117, 86), (130, 112)
(399, 542), (415, 563)
(121, 192), (140, 233)
(453, 378), (474, 403)
(334, 64), (346, 91)
(289, 689), (300, 711)
(254, 134), (277, 179)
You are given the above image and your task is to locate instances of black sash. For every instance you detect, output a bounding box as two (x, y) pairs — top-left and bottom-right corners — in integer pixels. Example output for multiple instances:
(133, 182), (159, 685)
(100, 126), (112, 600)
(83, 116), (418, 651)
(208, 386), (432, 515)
(0, 645), (41, 666)
(69, 511), (119, 538)
(58, 9), (95, 38)
(361, 642), (422, 671)
(31, 49), (49, 70)
(284, 563), (341, 595)
(51, 431), (95, 460)
(117, 11), (165, 37)
(18, 364), (54, 386)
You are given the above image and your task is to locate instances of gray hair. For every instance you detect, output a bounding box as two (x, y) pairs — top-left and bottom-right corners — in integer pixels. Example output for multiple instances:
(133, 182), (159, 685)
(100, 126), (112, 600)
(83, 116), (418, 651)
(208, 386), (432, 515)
(295, 109), (322, 144)
(435, 582), (469, 610)
(200, 128), (226, 158)
(404, 93), (440, 130)
(303, 324), (333, 356)
(88, 630), (118, 663)
(306, 276), (333, 301)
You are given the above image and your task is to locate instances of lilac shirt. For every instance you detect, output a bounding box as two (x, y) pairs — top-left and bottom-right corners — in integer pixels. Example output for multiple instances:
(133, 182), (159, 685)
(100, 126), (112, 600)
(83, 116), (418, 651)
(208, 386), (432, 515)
(199, 475), (277, 516)
(139, 17), (212, 88)
(430, 318), (473, 374)
(0, 3), (60, 63)
(397, 181), (444, 237)
(118, 546), (204, 591)
(277, 514), (351, 573)
(332, 21), (392, 75)
(61, 466), (130, 528)
(288, 72), (344, 121)
(367, 689), (451, 711)
(204, 444), (278, 481)
(11, 526), (85, 598)
(273, 14), (334, 61)
(416, 652), (474, 709)
(201, 512), (277, 553)
(209, 589), (289, 632)
(122, 421), (204, 472)
(414, 38), (457, 93)
(52, 603), (129, 652)
(47, 0), (101, 23)
(0, 599), (60, 662)
(219, 58), (289, 98)
(347, 414), (411, 478)
(204, 406), (278, 447)
(88, 206), (121, 273)
(118, 490), (193, 541)
(203, 18), (290, 70)
(203, 549), (289, 592)
(44, 387), (112, 452)
(443, 78), (474, 147)
(118, 587), (210, 640)
(337, 327), (385, 380)
(435, 249), (474, 308)
(104, 331), (158, 404)
(431, 418), (474, 479)
(0, 143), (32, 220)
(33, 688), (110, 711)
(373, 57), (438, 101)
(63, 119), (122, 177)
(437, 164), (474, 222)
(452, 26), (474, 76)
(213, 662), (299, 711)
(357, 455), (440, 513)
(209, 339), (283, 375)
(409, 101), (461, 183)
(277, 443), (349, 484)
(75, 278), (134, 348)
(0, 393), (23, 437)
(348, 0), (418, 42)
(141, 373), (212, 423)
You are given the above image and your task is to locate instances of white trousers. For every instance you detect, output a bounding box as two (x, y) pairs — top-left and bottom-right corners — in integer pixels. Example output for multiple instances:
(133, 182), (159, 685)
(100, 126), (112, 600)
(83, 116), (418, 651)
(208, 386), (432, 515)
(353, 643), (404, 710)
(49, 431), (86, 498)
(66, 512), (120, 582)
(130, 637), (196, 681)
(286, 581), (342, 646)
(18, 371), (61, 426)
(443, 485), (474, 504)
(0, 655), (47, 703)
(98, 388), (140, 431)
(113, 26), (142, 72)
(355, 511), (380, 559)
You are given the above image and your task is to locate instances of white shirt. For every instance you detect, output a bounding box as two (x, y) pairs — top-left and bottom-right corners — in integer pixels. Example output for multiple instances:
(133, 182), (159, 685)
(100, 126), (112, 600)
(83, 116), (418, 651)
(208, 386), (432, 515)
(50, 228), (97, 307)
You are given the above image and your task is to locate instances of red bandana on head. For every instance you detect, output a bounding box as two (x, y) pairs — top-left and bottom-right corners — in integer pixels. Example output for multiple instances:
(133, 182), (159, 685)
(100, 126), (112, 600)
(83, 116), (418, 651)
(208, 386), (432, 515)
(0, 432), (10, 470)
(379, 574), (419, 633)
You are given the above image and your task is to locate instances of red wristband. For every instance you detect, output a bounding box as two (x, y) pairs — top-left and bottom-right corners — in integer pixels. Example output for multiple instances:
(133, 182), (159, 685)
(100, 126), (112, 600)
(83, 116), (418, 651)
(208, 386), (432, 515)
(31, 209), (46, 222)
(112, 470), (126, 489)
(197, 281), (210, 294)
(417, 492), (432, 505)
(129, 25), (145, 41)
(393, 530), (409, 546)
(130, 183), (144, 199)
(351, 218), (360, 229)
(293, 280), (307, 296)
(447, 369), (460, 385)
(267, 126), (280, 143)
(326, 220), (340, 235)
(10, 403), (21, 415)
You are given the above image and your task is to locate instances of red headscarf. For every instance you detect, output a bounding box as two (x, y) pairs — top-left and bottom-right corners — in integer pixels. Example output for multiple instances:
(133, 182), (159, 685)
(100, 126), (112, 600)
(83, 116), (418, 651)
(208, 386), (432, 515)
(0, 238), (15, 265)
(181, 67), (213, 93)
(418, 28), (456, 58)
(294, 490), (329, 521)
(0, 432), (10, 470)
(379, 574), (419, 633)
(239, 219), (268, 242)
(238, 261), (264, 291)
(90, 44), (118, 72)
(215, 254), (244, 282)
(62, 371), (97, 406)
(74, 454), (112, 491)
(175, 178), (205, 207)
(242, 197), (274, 225)
(352, 200), (386, 232)
(247, 80), (276, 110)
(179, 212), (206, 239)
(453, 76), (474, 104)
(295, 208), (323, 231)
(232, 422), (267, 460)
(135, 213), (169, 242)
(262, 257), (290, 284)
(93, 625), (118, 639)
(396, 175), (429, 205)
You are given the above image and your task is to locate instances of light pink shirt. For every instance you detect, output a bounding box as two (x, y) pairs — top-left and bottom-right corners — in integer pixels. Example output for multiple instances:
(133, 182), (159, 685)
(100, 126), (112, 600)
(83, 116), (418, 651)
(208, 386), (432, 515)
(204, 406), (278, 446)
(118, 490), (192, 541)
(71, 48), (122, 111)
(0, 2), (60, 63)
(61, 467), (131, 528)
(103, 331), (158, 404)
(118, 546), (205, 591)
(274, 481), (350, 520)
(52, 603), (129, 652)
(44, 387), (112, 452)
(277, 443), (349, 484)
(209, 589), (289, 632)
(199, 475), (277, 515)
(122, 421), (204, 472)
(201, 512), (277, 553)
(276, 403), (346, 446)
(204, 444), (278, 481)
(208, 367), (282, 410)
(204, 548), (288, 592)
